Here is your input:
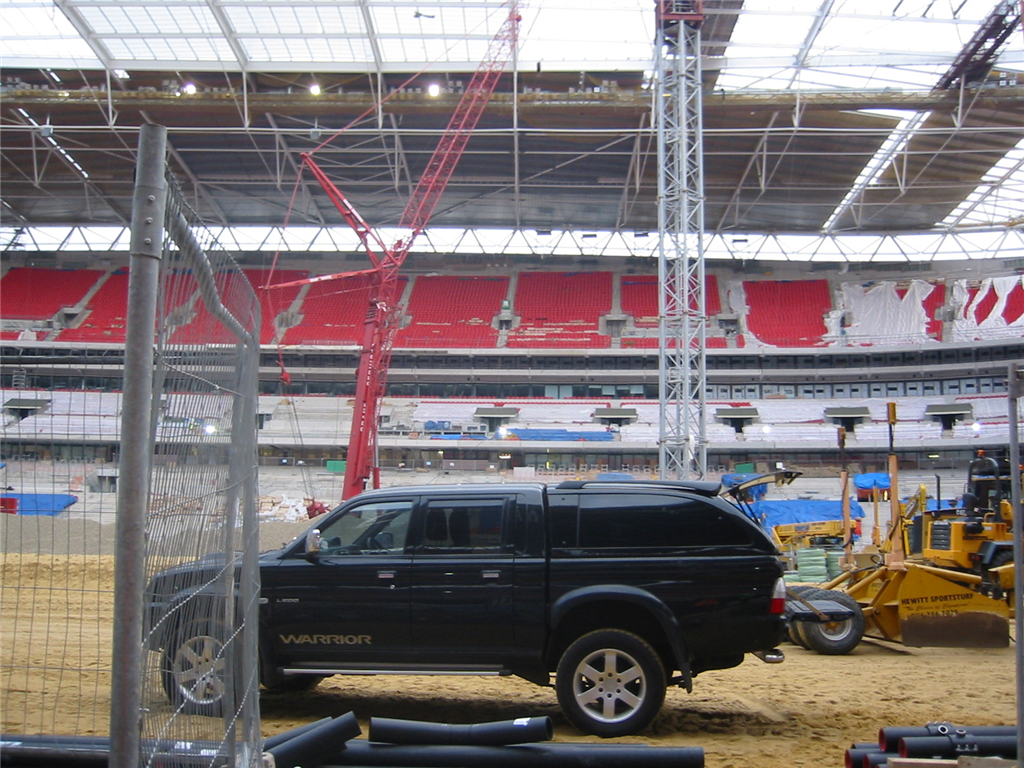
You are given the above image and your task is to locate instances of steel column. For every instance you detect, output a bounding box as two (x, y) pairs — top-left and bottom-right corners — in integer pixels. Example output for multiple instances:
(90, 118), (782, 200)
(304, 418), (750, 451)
(656, 3), (707, 480)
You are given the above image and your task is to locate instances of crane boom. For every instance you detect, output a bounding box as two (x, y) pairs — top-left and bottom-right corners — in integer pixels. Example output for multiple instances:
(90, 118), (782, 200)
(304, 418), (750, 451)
(299, 2), (521, 501)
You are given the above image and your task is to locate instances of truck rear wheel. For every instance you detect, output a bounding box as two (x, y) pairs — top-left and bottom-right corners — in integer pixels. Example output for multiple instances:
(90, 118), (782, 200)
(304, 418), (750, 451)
(555, 629), (666, 737)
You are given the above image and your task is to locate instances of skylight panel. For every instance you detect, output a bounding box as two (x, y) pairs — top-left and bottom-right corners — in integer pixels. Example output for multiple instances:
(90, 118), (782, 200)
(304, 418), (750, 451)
(519, 1), (652, 69)
(0, 2), (101, 64)
(719, 0), (992, 92)
(809, 14), (971, 61)
(224, 6), (274, 35)
(77, 4), (218, 36)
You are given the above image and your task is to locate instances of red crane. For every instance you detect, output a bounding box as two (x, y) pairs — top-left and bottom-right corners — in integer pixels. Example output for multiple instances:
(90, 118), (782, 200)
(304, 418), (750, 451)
(298, 3), (521, 501)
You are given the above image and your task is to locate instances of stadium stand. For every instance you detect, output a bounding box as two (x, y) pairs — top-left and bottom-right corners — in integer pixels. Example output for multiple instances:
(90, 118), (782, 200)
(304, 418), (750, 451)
(950, 275), (1024, 342)
(0, 267), (103, 321)
(506, 271), (612, 348)
(3, 268), (1021, 354)
(619, 274), (724, 349)
(248, 269), (309, 345)
(280, 274), (407, 346)
(57, 271), (131, 343)
(170, 270), (248, 344)
(743, 279), (831, 347)
(395, 275), (507, 348)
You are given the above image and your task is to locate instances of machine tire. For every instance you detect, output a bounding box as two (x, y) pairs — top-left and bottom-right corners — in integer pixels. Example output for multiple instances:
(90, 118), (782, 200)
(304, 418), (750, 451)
(982, 550), (1014, 598)
(798, 589), (864, 655)
(555, 629), (666, 737)
(162, 618), (237, 716)
(786, 585), (815, 649)
(988, 549), (1014, 570)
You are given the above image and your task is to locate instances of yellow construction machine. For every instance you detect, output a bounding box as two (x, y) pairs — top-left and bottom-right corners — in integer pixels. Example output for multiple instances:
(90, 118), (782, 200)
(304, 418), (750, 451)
(825, 451), (1019, 648)
(772, 519), (845, 552)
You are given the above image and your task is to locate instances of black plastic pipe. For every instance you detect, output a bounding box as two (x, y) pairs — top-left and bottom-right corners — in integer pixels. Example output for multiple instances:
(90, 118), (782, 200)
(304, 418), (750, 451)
(369, 717), (553, 746)
(266, 712), (362, 768)
(327, 740), (704, 767)
(899, 734), (1017, 759)
(0, 745), (109, 767)
(879, 722), (1017, 751)
(843, 746), (887, 768)
(263, 717), (333, 750)
(863, 754), (892, 768)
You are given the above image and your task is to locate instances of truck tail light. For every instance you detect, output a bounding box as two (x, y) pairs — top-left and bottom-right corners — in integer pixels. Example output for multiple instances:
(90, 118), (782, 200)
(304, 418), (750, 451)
(769, 578), (787, 614)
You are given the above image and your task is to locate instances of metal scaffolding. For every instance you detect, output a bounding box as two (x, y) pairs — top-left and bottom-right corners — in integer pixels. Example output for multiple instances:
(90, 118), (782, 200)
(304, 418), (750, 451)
(656, 1), (707, 480)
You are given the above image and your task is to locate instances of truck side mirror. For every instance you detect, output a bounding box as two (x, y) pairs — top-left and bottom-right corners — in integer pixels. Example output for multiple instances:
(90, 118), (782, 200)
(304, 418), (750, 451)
(305, 528), (322, 557)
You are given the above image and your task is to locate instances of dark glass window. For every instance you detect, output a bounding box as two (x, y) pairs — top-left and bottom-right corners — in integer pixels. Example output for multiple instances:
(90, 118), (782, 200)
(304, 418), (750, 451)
(574, 493), (752, 549)
(415, 498), (508, 554)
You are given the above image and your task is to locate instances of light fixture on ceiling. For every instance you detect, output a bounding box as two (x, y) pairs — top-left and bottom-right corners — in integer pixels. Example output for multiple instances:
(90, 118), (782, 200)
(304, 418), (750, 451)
(535, 230), (552, 236)
(582, 233), (597, 239)
(182, 82), (197, 95)
(427, 83), (441, 97)
(40, 121), (53, 138)
(310, 118), (321, 141)
(113, 69), (130, 80)
(309, 82), (321, 96)
(46, 70), (62, 84)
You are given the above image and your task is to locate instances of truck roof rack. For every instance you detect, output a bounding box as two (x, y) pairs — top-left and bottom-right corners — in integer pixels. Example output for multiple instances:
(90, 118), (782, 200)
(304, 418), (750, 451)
(554, 479), (722, 497)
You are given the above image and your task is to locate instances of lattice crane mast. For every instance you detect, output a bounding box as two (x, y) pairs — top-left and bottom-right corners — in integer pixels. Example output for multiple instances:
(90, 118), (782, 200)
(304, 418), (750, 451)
(299, 3), (521, 501)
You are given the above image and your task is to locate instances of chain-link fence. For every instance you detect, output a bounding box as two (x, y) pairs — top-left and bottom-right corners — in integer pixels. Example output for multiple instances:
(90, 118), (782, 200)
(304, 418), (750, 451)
(1, 126), (262, 767)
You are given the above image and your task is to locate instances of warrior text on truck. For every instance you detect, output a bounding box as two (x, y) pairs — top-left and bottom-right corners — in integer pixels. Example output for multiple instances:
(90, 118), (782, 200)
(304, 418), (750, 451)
(147, 476), (798, 736)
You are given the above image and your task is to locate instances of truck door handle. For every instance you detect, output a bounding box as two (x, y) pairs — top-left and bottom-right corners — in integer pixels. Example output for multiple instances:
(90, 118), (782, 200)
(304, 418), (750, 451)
(482, 570), (501, 579)
(378, 571), (395, 579)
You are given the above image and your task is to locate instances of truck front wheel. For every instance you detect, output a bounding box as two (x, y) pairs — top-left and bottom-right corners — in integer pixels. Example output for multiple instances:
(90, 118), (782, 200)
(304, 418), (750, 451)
(555, 629), (666, 737)
(162, 618), (237, 717)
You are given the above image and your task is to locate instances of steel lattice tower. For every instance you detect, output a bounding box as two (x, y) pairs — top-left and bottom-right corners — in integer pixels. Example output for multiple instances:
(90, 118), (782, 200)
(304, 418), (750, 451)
(656, 1), (707, 480)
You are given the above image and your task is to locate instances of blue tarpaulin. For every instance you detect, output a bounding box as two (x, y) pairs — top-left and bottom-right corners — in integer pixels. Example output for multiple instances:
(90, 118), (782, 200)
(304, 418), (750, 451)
(506, 429), (614, 442)
(752, 499), (864, 531)
(0, 493), (78, 516)
(854, 473), (890, 490)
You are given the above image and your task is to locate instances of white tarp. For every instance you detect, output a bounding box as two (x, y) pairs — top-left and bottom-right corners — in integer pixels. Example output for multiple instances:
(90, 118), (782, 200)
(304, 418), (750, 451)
(825, 279), (937, 347)
(951, 275), (1024, 342)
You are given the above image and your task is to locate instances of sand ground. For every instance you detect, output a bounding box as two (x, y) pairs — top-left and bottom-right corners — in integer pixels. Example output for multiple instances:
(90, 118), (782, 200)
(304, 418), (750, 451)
(1, 547), (1015, 768)
(0, 465), (1015, 767)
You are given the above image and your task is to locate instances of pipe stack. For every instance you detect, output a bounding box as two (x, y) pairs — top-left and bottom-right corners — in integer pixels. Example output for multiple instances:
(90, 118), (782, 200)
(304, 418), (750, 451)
(2, 715), (705, 768)
(843, 722), (1017, 767)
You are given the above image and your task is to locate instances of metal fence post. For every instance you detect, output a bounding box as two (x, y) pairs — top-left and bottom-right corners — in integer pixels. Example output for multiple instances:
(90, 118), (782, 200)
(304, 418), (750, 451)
(1008, 362), (1022, 767)
(110, 124), (167, 768)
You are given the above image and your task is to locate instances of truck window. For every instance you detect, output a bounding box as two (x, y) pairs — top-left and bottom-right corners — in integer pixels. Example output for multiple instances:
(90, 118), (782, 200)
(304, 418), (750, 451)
(415, 498), (508, 553)
(317, 500), (413, 554)
(576, 493), (753, 549)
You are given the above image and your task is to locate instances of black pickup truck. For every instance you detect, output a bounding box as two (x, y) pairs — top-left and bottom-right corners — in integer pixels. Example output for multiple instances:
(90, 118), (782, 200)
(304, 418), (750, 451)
(148, 474), (832, 737)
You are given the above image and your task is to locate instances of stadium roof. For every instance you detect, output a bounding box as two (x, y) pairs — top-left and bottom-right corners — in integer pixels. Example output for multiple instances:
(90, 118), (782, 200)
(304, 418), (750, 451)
(2, 0), (1023, 261)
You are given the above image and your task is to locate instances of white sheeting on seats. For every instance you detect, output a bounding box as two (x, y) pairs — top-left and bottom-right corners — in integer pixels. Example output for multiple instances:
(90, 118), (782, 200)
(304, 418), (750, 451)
(752, 397), (940, 424)
(514, 402), (603, 423)
(950, 421), (1009, 439)
(724, 281), (770, 349)
(850, 422), (943, 441)
(825, 279), (937, 347)
(8, 413), (122, 438)
(743, 423), (837, 441)
(957, 395), (1023, 420)
(951, 275), (1024, 342)
(413, 402), (480, 423)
